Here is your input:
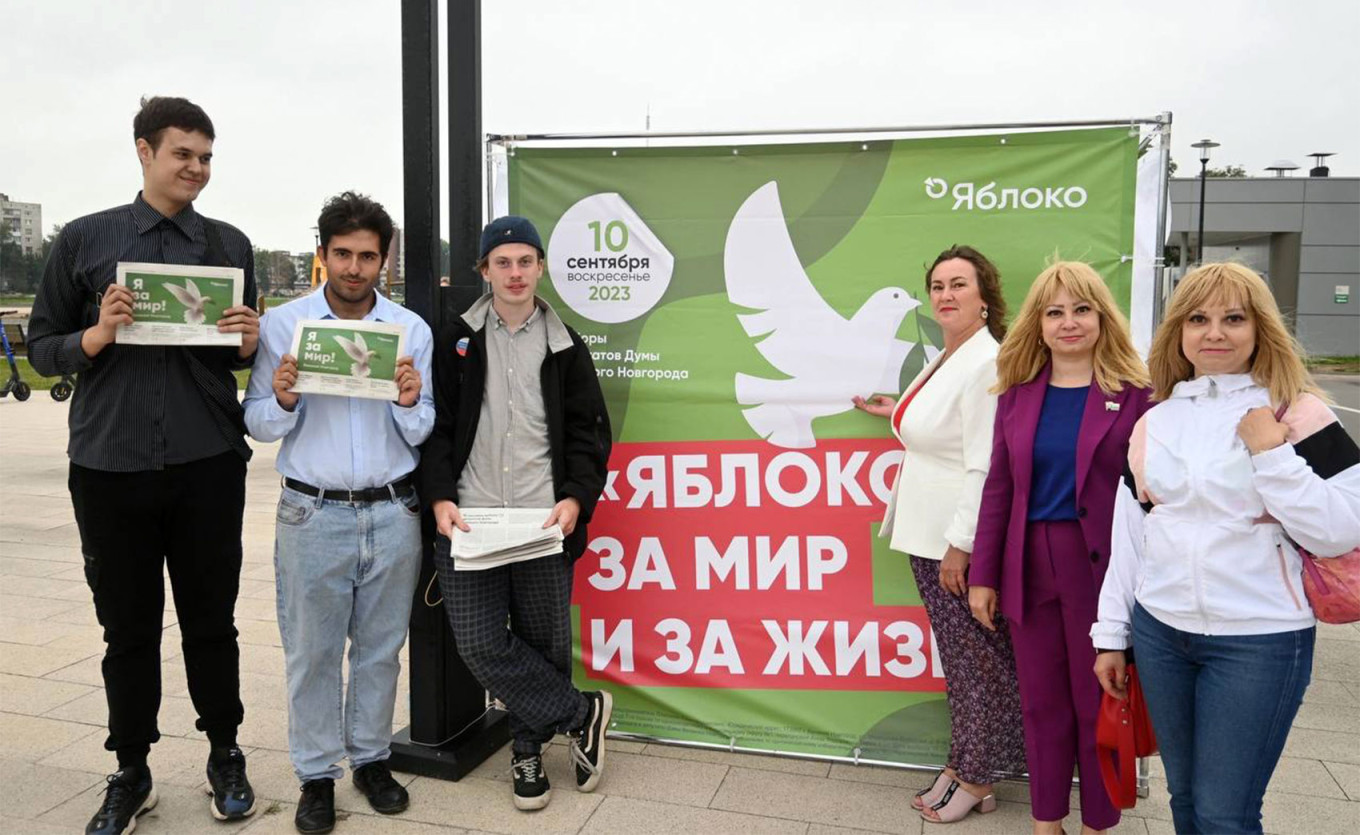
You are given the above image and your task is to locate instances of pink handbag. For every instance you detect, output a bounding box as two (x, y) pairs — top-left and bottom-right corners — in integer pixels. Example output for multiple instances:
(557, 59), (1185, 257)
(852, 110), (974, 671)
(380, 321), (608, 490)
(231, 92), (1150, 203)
(1274, 402), (1360, 624)
(1298, 546), (1360, 624)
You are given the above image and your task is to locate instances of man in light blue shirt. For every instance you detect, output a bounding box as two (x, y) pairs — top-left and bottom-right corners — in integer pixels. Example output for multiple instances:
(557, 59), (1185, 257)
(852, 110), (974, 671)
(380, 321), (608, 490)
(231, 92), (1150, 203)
(244, 192), (433, 835)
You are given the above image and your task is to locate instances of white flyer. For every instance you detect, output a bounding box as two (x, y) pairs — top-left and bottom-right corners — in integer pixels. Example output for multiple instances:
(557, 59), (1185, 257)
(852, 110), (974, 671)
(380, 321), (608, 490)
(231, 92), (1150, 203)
(288, 318), (407, 401)
(449, 508), (564, 570)
(115, 262), (245, 346)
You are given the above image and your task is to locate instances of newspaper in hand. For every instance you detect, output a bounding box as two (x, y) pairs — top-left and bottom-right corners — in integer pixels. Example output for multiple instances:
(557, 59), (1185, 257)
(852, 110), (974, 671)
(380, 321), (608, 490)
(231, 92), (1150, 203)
(449, 508), (564, 571)
(115, 262), (245, 346)
(288, 319), (407, 401)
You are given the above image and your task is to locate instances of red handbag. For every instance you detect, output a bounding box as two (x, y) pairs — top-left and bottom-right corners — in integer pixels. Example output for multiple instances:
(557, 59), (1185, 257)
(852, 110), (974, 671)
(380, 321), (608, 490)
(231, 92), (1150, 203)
(1096, 660), (1158, 810)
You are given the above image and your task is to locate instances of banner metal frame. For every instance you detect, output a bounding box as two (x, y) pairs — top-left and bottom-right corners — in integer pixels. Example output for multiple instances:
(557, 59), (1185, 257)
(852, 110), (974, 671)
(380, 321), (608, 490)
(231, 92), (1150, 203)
(489, 117), (1171, 795)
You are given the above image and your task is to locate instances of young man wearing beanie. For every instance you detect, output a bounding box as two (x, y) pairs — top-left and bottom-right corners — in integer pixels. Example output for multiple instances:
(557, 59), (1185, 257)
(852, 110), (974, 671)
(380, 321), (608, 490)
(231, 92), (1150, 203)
(421, 216), (613, 811)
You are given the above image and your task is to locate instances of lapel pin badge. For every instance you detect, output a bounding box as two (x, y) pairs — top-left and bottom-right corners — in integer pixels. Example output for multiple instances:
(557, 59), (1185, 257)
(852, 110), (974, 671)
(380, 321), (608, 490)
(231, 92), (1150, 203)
(1105, 401), (1120, 412)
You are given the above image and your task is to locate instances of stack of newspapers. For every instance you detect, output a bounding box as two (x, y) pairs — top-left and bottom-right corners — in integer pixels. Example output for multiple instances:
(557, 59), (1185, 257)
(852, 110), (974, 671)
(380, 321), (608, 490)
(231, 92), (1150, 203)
(447, 508), (564, 570)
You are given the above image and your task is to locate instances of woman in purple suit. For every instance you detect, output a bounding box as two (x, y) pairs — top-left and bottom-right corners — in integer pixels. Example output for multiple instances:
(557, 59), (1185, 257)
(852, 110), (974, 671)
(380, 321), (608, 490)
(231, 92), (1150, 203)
(968, 262), (1152, 835)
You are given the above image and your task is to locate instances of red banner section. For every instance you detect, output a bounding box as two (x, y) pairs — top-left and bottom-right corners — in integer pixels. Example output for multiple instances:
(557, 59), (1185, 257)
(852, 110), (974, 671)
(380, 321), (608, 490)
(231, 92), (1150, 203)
(575, 439), (946, 692)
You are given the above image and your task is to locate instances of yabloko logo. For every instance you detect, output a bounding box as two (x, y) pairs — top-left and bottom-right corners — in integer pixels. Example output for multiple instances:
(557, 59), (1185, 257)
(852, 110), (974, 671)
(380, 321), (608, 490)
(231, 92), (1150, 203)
(923, 177), (1089, 212)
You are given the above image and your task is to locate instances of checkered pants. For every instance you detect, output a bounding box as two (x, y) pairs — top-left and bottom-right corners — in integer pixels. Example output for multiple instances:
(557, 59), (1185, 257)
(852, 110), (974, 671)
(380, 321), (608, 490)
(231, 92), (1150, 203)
(435, 550), (588, 754)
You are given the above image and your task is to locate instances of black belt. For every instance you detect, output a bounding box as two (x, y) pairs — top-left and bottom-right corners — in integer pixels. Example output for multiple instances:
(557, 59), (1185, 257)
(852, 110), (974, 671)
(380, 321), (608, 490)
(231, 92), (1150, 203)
(283, 476), (416, 504)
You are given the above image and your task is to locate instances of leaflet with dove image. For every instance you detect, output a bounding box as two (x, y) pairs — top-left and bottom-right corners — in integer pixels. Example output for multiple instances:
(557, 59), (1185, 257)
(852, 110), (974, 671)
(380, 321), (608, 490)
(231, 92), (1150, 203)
(115, 262), (244, 345)
(287, 319), (406, 401)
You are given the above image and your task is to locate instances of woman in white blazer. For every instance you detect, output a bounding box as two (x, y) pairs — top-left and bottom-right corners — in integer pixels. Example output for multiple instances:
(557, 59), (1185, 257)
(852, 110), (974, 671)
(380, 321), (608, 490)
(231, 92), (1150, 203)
(855, 246), (1026, 824)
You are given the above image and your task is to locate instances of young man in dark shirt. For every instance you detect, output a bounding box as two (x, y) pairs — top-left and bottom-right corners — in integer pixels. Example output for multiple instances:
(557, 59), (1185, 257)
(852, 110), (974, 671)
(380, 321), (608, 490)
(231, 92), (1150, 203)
(28, 96), (260, 835)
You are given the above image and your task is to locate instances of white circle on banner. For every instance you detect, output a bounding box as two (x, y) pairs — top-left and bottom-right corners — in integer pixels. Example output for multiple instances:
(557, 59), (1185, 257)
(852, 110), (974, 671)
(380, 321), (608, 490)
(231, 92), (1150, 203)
(547, 193), (675, 324)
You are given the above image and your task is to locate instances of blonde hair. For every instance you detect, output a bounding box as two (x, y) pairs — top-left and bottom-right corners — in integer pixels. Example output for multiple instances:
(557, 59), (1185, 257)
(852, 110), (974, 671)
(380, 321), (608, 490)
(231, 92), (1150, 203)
(1148, 262), (1322, 404)
(994, 261), (1150, 395)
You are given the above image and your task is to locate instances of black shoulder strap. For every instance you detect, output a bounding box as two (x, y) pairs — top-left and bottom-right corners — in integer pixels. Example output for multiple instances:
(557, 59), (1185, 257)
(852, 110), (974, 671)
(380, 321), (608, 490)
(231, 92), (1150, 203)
(201, 219), (232, 268)
(184, 216), (252, 461)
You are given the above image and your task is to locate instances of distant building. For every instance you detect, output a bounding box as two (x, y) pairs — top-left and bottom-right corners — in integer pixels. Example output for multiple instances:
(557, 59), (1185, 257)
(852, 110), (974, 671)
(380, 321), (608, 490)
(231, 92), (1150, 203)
(292, 252), (316, 292)
(1170, 175), (1358, 356)
(0, 193), (43, 255)
(379, 225), (404, 289)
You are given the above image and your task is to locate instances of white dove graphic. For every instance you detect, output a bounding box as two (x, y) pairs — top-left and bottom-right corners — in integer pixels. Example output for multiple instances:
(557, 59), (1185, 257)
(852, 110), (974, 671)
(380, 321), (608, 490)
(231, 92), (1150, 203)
(725, 181), (921, 449)
(333, 333), (376, 378)
(165, 279), (212, 325)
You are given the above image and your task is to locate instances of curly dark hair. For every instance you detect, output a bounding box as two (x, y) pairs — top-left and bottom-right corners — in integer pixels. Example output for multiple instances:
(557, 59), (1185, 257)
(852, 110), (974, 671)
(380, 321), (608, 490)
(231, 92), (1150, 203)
(924, 244), (1008, 340)
(317, 191), (395, 260)
(133, 96), (215, 150)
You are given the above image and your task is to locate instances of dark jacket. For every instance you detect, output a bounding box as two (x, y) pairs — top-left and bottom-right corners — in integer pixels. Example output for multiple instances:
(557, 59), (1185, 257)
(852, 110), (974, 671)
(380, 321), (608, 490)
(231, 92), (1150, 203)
(970, 362), (1153, 622)
(420, 303), (611, 561)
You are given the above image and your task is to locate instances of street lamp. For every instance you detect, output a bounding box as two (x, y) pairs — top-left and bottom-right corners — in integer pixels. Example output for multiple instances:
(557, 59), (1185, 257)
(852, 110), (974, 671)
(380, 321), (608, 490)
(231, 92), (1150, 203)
(1192, 139), (1219, 264)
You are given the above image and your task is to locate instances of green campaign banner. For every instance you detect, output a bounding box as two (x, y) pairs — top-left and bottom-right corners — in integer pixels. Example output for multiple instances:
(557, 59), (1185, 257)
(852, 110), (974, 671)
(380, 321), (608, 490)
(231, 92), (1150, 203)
(505, 127), (1139, 764)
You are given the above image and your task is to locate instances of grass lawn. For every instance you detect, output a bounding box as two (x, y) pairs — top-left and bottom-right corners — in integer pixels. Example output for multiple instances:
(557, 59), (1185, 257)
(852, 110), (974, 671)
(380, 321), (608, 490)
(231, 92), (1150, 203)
(5, 357), (250, 392)
(1308, 356), (1360, 374)
(0, 294), (36, 308)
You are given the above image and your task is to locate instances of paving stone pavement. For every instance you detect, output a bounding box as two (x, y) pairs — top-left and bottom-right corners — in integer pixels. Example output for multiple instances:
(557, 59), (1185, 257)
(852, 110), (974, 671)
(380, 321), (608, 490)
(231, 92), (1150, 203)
(2, 396), (1358, 834)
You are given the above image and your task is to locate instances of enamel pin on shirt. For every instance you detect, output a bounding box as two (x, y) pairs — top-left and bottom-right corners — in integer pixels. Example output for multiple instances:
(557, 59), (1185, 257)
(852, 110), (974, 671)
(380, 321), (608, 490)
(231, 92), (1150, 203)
(1105, 401), (1121, 411)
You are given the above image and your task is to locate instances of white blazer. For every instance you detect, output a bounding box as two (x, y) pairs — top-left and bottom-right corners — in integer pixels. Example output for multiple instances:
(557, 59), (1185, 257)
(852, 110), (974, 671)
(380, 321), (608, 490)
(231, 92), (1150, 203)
(880, 327), (1000, 560)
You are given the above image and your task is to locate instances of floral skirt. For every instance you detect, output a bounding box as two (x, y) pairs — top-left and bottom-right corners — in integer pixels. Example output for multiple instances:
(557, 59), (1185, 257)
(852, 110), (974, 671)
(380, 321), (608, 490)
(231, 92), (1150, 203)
(911, 555), (1028, 784)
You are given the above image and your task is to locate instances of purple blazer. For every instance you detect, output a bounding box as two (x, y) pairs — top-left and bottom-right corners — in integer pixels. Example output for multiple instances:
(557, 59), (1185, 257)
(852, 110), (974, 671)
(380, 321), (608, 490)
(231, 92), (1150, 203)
(970, 363), (1152, 622)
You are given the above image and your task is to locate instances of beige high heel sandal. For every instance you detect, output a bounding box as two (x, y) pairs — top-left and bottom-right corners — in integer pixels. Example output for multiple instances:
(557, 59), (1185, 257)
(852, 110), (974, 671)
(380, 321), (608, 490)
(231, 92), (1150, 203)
(910, 770), (952, 812)
(920, 780), (997, 824)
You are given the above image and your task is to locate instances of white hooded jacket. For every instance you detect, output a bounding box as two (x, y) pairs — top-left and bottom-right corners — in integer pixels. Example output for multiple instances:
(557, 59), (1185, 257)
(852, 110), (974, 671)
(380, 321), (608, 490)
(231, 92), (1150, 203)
(1091, 374), (1360, 649)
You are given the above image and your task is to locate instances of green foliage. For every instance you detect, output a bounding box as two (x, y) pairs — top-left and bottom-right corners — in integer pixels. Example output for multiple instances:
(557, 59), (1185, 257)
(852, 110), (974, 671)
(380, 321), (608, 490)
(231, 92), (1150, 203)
(4, 359), (251, 391)
(0, 222), (60, 295)
(1166, 159), (1247, 178)
(252, 247), (300, 296)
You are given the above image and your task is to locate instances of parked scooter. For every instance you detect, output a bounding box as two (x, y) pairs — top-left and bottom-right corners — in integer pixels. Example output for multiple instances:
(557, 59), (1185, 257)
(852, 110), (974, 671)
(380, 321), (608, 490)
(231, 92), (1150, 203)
(0, 311), (31, 401)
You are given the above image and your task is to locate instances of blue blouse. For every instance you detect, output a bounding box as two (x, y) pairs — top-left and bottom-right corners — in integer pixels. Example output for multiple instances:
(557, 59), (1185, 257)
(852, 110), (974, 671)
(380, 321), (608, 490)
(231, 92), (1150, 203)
(1028, 385), (1088, 521)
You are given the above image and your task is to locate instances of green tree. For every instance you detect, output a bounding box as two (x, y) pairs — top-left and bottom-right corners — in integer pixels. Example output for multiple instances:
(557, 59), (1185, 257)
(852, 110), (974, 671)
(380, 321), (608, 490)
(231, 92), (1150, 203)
(269, 250), (297, 294)
(0, 221), (59, 295)
(252, 246), (275, 296)
(1167, 159), (1248, 178)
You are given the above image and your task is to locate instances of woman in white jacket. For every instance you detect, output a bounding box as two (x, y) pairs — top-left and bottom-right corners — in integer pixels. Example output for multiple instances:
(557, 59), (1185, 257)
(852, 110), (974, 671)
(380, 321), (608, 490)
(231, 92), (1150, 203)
(1091, 263), (1360, 834)
(855, 245), (1026, 824)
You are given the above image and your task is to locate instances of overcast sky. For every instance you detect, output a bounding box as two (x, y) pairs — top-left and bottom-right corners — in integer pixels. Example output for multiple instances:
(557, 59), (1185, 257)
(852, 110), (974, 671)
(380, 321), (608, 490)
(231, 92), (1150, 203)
(3, 0), (1357, 252)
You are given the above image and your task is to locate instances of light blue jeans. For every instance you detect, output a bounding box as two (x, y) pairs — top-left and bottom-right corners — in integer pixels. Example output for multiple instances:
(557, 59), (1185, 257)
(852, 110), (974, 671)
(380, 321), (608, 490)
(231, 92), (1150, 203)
(274, 485), (422, 783)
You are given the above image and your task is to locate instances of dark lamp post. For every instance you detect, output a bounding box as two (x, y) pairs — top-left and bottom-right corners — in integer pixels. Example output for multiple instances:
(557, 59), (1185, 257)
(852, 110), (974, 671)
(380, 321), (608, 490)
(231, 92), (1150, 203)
(1192, 139), (1219, 264)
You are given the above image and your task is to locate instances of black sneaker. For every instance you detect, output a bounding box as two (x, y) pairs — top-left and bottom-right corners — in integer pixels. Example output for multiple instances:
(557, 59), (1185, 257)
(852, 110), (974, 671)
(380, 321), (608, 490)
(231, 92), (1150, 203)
(86, 767), (157, 835)
(511, 753), (551, 811)
(568, 690), (613, 792)
(205, 746), (256, 821)
(352, 760), (409, 814)
(294, 778), (335, 835)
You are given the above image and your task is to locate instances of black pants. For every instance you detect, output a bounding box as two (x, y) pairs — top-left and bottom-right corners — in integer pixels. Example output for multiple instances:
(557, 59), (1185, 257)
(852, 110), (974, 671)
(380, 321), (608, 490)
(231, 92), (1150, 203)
(69, 451), (247, 762)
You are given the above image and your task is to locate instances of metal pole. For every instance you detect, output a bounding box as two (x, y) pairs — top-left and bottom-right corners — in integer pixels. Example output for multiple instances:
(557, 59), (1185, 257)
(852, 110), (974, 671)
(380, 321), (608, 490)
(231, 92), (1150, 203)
(390, 0), (508, 782)
(1152, 111), (1173, 327)
(488, 115), (1169, 144)
(446, 0), (485, 318)
(1197, 158), (1209, 265)
(399, 0), (439, 324)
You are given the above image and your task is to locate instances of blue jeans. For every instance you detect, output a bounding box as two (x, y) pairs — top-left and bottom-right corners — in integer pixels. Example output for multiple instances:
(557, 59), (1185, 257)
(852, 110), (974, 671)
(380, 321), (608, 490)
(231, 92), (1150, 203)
(274, 485), (422, 783)
(1132, 604), (1313, 834)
